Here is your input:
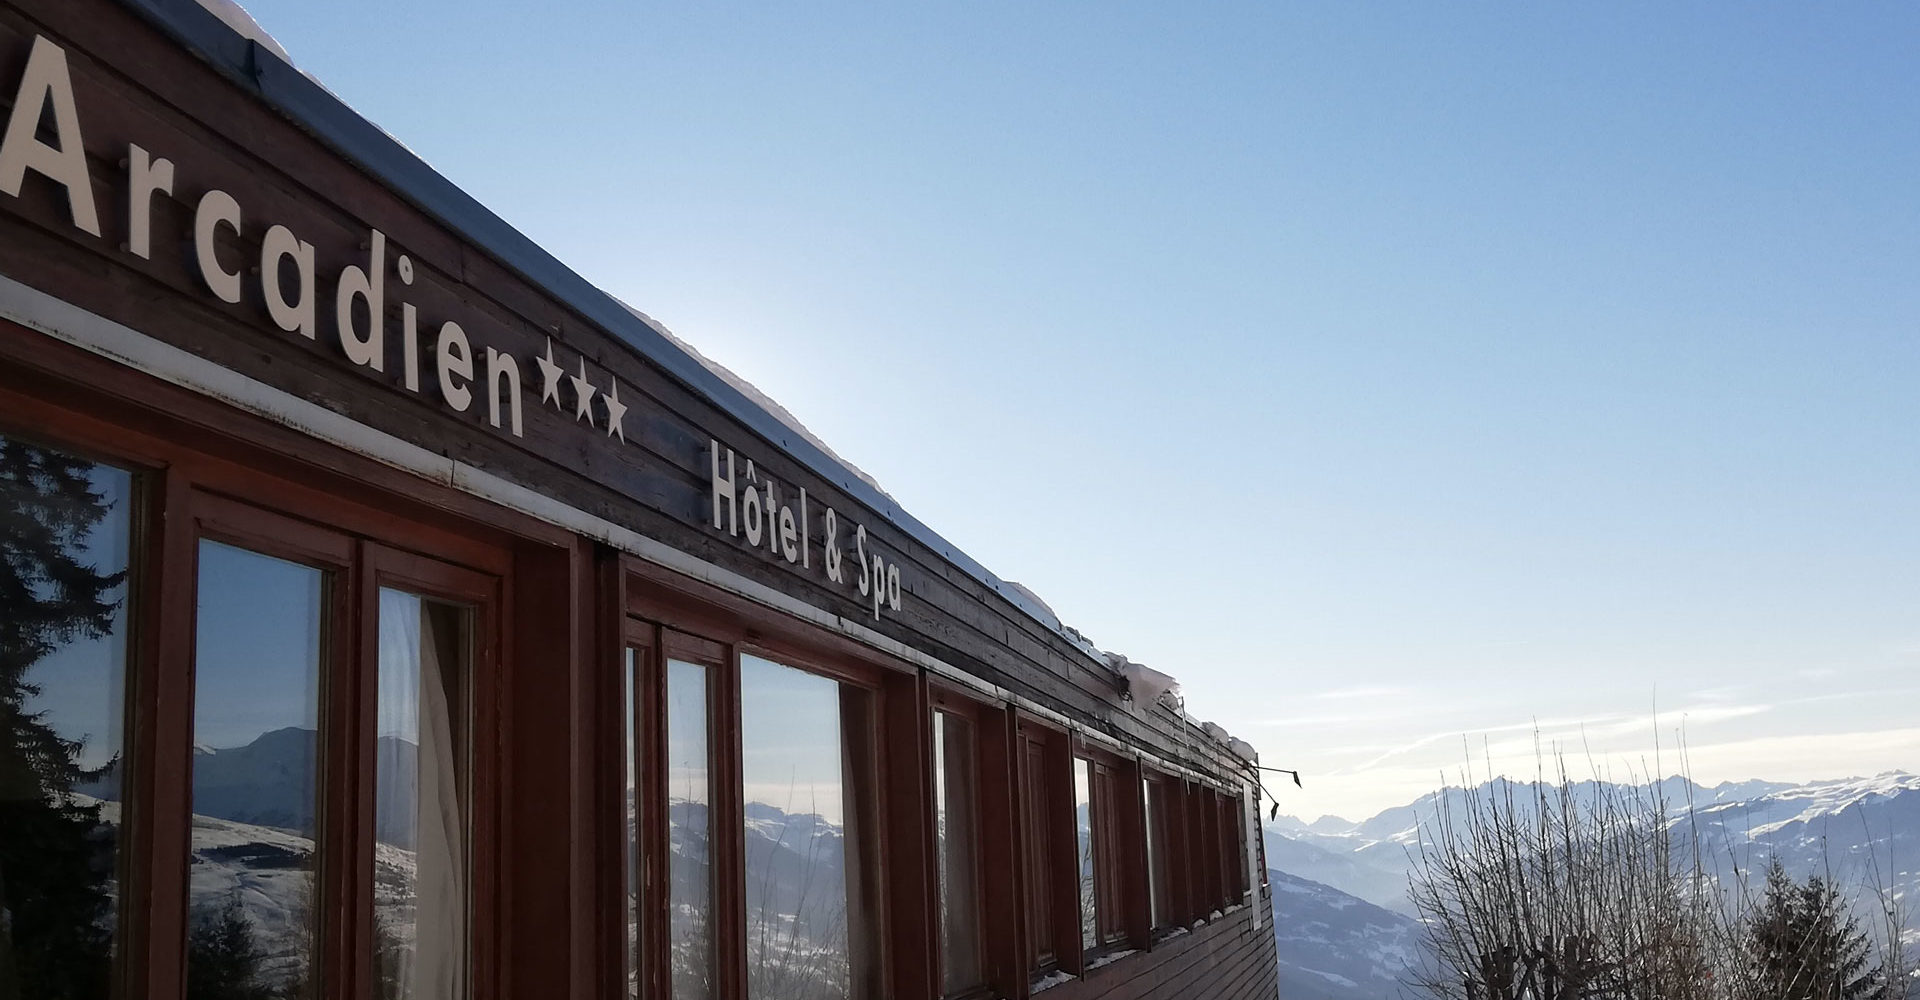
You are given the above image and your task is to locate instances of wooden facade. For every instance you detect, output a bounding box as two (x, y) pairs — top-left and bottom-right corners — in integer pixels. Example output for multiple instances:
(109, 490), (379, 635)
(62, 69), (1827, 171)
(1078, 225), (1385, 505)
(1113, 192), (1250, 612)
(0, 0), (1279, 997)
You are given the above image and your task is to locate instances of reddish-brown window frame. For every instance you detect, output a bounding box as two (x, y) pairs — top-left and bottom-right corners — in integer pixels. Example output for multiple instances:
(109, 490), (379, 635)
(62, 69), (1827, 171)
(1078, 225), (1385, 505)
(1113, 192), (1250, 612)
(615, 558), (933, 1000)
(1072, 742), (1147, 959)
(926, 684), (1019, 999)
(0, 332), (565, 1000)
(1013, 715), (1080, 983)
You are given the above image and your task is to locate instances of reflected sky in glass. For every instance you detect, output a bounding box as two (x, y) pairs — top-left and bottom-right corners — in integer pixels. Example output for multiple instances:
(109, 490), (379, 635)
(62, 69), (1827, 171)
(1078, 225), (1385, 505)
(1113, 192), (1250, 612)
(738, 654), (843, 825)
(193, 541), (323, 751)
(23, 462), (131, 773)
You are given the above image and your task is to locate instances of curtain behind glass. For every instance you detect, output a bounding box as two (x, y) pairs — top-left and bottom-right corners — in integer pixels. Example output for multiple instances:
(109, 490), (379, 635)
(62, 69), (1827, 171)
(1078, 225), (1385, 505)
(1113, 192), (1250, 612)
(374, 589), (470, 1000)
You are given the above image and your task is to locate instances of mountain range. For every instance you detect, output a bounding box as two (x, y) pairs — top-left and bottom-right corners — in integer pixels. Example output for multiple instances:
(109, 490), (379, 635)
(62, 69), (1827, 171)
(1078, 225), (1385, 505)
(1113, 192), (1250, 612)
(1265, 771), (1920, 999)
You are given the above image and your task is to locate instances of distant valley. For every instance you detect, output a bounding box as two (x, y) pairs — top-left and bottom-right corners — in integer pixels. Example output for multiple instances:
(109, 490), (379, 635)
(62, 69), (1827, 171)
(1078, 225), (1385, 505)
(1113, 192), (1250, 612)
(1265, 771), (1919, 999)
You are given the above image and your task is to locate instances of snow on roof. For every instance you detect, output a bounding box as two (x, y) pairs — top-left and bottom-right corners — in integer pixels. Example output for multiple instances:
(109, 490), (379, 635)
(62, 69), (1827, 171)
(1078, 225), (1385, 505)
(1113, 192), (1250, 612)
(192, 0), (290, 64)
(181, 0), (1127, 691)
(613, 299), (894, 503)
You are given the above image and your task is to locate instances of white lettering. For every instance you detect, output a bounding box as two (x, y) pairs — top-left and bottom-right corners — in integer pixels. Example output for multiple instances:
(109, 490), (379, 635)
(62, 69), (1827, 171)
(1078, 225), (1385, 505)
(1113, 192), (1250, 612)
(126, 144), (172, 259)
(401, 303), (420, 391)
(436, 320), (472, 411)
(711, 442), (736, 535)
(193, 189), (242, 304)
(259, 224), (316, 340)
(743, 482), (764, 547)
(824, 507), (841, 582)
(779, 505), (798, 564)
(0, 37), (100, 236)
(798, 488), (809, 570)
(484, 347), (523, 437)
(855, 523), (870, 598)
(336, 230), (386, 370)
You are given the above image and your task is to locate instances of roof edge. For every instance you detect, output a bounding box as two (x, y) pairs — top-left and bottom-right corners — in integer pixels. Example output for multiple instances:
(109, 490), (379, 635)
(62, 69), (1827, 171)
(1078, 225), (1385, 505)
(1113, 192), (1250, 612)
(114, 0), (1115, 681)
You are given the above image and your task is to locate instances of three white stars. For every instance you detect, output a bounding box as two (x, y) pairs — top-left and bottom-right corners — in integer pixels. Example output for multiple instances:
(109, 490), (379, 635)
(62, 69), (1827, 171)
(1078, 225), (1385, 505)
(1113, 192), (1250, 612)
(536, 337), (627, 442)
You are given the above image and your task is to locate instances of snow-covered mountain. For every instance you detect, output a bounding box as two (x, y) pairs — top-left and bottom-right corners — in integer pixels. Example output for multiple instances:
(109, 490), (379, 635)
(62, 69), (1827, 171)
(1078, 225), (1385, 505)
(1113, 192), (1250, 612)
(1265, 771), (1920, 994)
(1268, 869), (1421, 1000)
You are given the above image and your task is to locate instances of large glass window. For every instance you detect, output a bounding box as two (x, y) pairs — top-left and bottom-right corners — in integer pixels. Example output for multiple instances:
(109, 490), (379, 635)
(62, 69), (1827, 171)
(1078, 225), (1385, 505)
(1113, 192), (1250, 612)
(932, 710), (982, 996)
(374, 588), (474, 1000)
(188, 541), (326, 999)
(667, 658), (713, 1000)
(738, 654), (878, 1000)
(1144, 776), (1171, 930)
(1073, 758), (1095, 953)
(0, 437), (133, 1000)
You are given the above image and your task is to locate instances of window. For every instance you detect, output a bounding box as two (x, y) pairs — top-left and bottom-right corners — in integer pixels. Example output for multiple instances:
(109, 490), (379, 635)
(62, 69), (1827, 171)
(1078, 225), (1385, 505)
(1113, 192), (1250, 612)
(1015, 719), (1074, 981)
(177, 497), (496, 1000)
(932, 709), (983, 995)
(623, 646), (645, 1000)
(620, 600), (892, 1000)
(1073, 747), (1137, 956)
(738, 653), (880, 1000)
(0, 435), (135, 1000)
(188, 540), (327, 999)
(1073, 757), (1096, 952)
(1143, 774), (1175, 931)
(374, 587), (476, 1000)
(666, 653), (714, 1000)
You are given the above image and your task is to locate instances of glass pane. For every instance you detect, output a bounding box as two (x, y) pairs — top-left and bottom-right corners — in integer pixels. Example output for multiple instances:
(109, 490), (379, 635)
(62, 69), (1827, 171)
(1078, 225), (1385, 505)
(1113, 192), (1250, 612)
(933, 711), (981, 994)
(188, 541), (324, 999)
(375, 589), (472, 1000)
(1019, 737), (1054, 971)
(667, 658), (712, 1000)
(1073, 758), (1095, 952)
(0, 438), (132, 1000)
(740, 654), (875, 1000)
(625, 648), (643, 1000)
(1144, 780), (1163, 929)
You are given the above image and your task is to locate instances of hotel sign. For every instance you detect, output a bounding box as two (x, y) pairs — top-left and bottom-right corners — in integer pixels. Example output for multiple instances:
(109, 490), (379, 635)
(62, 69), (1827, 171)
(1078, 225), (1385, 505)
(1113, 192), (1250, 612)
(0, 34), (909, 621)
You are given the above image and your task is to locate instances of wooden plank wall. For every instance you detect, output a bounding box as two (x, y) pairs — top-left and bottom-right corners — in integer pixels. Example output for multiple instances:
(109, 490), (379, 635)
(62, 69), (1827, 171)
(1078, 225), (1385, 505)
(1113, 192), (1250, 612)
(1049, 897), (1279, 1000)
(0, 0), (1255, 792)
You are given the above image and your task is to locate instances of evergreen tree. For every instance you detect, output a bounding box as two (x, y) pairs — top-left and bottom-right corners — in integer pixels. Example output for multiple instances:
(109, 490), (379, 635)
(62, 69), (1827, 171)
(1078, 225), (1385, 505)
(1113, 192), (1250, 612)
(1748, 858), (1887, 1000)
(184, 901), (277, 1000)
(0, 438), (126, 1000)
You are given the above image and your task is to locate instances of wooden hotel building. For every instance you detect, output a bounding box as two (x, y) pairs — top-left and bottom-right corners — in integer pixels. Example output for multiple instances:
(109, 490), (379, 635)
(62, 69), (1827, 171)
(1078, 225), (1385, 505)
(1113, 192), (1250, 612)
(0, 1), (1281, 998)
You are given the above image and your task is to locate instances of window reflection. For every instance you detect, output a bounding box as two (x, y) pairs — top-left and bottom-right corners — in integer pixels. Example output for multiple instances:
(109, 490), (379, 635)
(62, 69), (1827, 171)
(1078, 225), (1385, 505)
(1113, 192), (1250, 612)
(188, 541), (325, 999)
(738, 654), (878, 1000)
(667, 658), (713, 1000)
(0, 437), (132, 1000)
(374, 589), (472, 1000)
(1074, 758), (1095, 952)
(933, 710), (982, 995)
(625, 648), (643, 1000)
(1144, 779), (1169, 929)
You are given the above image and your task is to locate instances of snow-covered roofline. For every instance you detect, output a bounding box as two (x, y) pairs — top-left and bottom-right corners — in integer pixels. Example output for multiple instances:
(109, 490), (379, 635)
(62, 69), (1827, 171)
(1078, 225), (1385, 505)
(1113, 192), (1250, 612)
(150, 0), (1120, 684)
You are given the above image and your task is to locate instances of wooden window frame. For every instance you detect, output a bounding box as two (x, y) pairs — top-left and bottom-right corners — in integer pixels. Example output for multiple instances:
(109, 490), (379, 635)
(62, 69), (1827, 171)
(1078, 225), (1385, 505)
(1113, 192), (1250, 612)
(616, 556), (929, 1000)
(1013, 714), (1079, 984)
(1141, 770), (1180, 935)
(0, 340), (546, 1000)
(926, 684), (1018, 1000)
(1072, 742), (1146, 962)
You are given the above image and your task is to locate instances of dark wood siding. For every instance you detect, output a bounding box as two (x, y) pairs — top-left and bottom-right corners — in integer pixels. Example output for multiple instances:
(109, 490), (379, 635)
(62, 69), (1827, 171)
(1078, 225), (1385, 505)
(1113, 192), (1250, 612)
(0, 0), (1282, 996)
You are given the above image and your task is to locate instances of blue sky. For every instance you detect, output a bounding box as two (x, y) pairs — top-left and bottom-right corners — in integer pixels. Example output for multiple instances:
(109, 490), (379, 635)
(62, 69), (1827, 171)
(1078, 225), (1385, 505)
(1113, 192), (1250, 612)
(228, 1), (1920, 819)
